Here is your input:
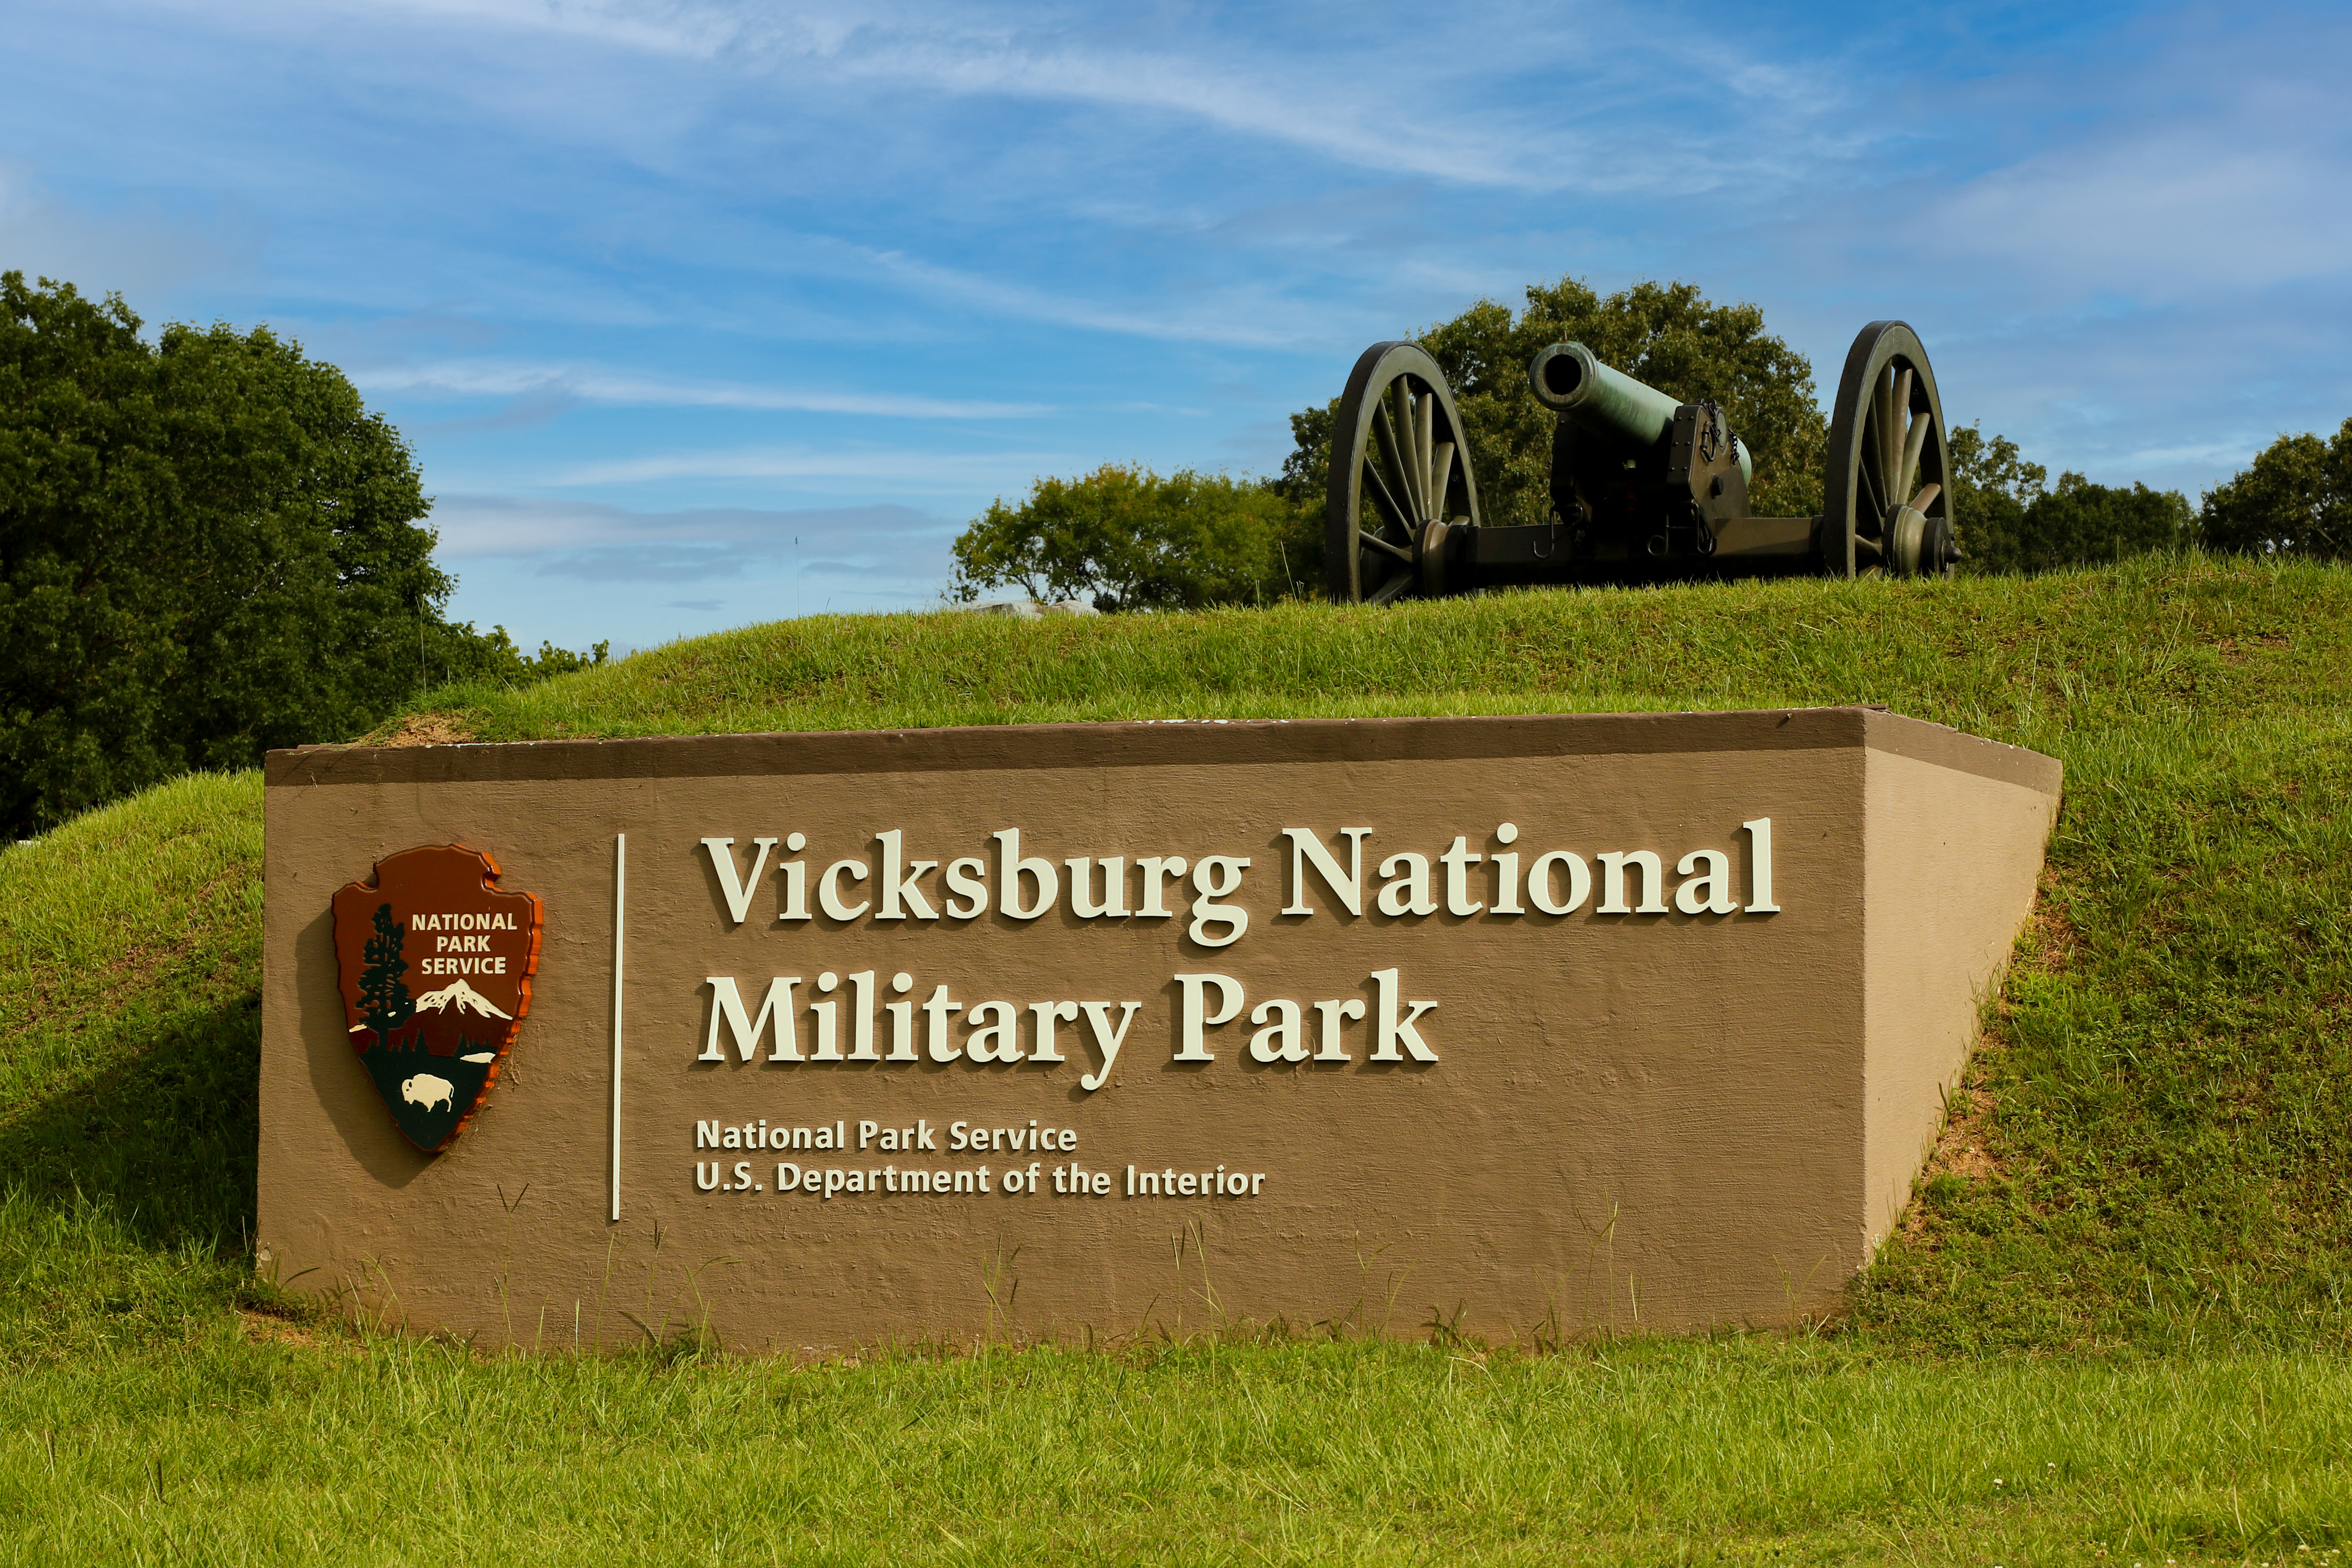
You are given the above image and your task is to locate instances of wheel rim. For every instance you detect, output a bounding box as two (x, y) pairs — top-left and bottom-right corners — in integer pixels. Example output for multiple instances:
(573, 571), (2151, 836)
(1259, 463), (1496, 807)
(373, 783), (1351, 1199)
(1324, 341), (1483, 604)
(1820, 321), (1954, 579)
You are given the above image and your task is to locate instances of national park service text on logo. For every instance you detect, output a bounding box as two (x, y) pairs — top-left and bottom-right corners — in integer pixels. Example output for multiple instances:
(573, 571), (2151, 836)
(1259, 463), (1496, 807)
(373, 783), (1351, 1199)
(331, 844), (543, 1153)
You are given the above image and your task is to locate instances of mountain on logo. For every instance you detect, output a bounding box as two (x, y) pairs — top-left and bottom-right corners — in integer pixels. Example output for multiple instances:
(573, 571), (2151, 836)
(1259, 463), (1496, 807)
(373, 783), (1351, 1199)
(414, 977), (515, 1021)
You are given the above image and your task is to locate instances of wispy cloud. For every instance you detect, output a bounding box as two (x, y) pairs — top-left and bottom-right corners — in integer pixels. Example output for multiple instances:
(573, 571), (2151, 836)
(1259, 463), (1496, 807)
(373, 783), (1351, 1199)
(545, 445), (1076, 489)
(1927, 132), (2352, 302)
(311, 0), (1551, 184)
(426, 493), (955, 555)
(356, 359), (1046, 418)
(535, 542), (745, 582)
(819, 31), (1535, 189)
(218, 0), (1841, 196)
(841, 246), (1334, 349)
(0, 160), (261, 302)
(428, 493), (961, 602)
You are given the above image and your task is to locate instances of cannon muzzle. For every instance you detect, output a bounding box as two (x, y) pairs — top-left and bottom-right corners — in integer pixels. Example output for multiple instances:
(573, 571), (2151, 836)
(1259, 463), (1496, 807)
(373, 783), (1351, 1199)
(1529, 342), (1752, 488)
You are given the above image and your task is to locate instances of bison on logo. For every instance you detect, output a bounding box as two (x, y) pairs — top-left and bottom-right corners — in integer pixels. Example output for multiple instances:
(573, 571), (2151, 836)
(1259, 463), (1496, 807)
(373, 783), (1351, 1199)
(331, 845), (543, 1153)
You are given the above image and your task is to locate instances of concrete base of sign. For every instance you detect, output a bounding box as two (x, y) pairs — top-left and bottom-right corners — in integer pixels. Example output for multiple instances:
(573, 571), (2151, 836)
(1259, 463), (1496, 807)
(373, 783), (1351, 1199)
(260, 707), (2059, 1352)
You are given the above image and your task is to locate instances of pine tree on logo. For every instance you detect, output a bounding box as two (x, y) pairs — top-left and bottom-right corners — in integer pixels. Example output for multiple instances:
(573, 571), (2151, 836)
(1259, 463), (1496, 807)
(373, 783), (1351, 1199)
(359, 902), (415, 1041)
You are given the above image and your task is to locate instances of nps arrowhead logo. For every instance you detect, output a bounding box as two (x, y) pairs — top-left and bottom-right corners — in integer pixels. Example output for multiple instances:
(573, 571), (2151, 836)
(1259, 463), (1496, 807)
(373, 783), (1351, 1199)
(331, 845), (544, 1153)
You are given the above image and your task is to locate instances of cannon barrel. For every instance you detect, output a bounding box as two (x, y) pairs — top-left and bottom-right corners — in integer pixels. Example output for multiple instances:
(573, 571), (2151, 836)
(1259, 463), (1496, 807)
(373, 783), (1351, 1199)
(1529, 342), (1751, 488)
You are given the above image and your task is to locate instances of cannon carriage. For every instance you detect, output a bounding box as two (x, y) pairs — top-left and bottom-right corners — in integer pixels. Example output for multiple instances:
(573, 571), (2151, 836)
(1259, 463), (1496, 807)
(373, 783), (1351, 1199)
(1324, 320), (1959, 603)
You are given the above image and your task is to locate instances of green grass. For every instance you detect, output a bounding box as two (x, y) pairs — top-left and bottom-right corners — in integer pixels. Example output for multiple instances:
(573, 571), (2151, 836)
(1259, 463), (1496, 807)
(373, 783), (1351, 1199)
(0, 770), (261, 1252)
(382, 549), (2343, 745)
(8, 553), (2352, 1561)
(4, 1316), (2352, 1564)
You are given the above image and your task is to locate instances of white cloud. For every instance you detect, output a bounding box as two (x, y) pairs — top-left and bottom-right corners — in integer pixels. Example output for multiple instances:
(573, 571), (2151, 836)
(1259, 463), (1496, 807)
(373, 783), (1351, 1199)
(317, 0), (1545, 182)
(841, 246), (1336, 349)
(823, 33), (1531, 189)
(433, 491), (962, 644)
(1928, 135), (2352, 302)
(427, 493), (953, 558)
(355, 359), (1046, 418)
(543, 444), (1078, 489)
(0, 162), (261, 303)
(174, 0), (1837, 197)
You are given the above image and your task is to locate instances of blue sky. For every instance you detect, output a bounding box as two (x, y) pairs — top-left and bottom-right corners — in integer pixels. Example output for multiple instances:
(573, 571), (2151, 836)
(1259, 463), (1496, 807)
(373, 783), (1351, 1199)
(5, 0), (2347, 653)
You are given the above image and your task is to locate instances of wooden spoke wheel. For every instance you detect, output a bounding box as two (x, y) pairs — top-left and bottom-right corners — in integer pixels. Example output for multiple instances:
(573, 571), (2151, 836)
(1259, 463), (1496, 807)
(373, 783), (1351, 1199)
(1819, 321), (1957, 579)
(1324, 341), (1483, 605)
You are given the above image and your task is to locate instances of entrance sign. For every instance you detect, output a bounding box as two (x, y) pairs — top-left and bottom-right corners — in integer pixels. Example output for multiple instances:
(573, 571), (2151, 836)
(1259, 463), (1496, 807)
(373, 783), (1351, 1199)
(260, 709), (2059, 1350)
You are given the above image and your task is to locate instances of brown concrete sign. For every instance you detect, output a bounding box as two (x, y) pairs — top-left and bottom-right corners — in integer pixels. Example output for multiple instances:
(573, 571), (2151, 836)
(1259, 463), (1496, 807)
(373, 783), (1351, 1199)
(260, 708), (2059, 1352)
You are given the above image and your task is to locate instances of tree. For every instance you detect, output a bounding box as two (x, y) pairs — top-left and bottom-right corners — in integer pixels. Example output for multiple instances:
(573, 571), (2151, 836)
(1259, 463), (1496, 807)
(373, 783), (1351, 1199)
(1272, 278), (1829, 528)
(1945, 424), (2194, 574)
(950, 464), (1314, 612)
(2200, 421), (2351, 560)
(2023, 474), (2195, 569)
(1947, 423), (2041, 576)
(358, 903), (414, 1038)
(1945, 424), (2046, 571)
(442, 626), (614, 686)
(0, 272), (561, 836)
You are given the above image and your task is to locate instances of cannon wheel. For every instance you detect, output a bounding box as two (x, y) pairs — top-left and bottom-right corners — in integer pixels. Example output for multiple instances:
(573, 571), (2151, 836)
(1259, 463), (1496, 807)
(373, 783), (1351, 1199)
(1819, 321), (1956, 579)
(1325, 341), (1483, 605)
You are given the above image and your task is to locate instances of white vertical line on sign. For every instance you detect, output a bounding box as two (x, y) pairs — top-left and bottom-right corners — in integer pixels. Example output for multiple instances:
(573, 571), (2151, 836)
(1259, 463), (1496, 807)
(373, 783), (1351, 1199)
(610, 832), (627, 1224)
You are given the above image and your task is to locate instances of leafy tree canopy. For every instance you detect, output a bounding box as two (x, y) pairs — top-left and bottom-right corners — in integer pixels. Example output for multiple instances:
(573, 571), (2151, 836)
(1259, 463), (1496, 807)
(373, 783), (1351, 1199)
(456, 626), (613, 685)
(2199, 420), (2351, 560)
(950, 464), (1313, 612)
(0, 273), (593, 836)
(2021, 474), (2196, 571)
(1274, 278), (1830, 527)
(1944, 423), (2195, 574)
(1944, 423), (2048, 567)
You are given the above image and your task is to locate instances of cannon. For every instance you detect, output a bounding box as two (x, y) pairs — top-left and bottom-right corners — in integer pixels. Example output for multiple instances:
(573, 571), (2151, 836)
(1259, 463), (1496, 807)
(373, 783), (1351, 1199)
(1324, 320), (1958, 603)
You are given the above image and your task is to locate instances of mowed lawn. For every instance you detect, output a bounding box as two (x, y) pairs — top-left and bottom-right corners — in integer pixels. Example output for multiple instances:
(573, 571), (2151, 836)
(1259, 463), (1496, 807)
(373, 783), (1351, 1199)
(5, 553), (2351, 1563)
(4, 1285), (2351, 1565)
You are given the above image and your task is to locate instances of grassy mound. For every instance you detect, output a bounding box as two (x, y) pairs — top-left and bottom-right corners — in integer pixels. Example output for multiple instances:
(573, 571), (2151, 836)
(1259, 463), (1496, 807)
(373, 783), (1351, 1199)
(7, 554), (2352, 1559)
(0, 772), (260, 1240)
(373, 553), (2352, 1351)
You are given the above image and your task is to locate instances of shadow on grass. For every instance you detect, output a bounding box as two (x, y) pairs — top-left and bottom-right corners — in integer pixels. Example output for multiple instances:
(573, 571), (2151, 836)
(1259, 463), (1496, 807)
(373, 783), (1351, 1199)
(0, 988), (260, 1254)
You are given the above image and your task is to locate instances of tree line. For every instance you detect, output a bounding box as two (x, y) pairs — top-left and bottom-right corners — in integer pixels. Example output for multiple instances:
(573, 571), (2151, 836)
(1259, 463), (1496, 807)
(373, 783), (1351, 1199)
(0, 273), (605, 838)
(952, 276), (2352, 608)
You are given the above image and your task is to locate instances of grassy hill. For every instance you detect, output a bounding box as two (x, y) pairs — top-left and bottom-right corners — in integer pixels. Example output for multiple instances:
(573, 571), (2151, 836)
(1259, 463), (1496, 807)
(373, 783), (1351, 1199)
(6, 553), (2352, 1561)
(372, 552), (2352, 1351)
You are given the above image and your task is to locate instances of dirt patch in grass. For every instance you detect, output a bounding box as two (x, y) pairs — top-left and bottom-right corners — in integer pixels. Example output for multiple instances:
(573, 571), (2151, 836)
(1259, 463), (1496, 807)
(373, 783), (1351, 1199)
(1921, 1075), (2003, 1185)
(371, 711), (476, 747)
(2217, 633), (2293, 662)
(1897, 1056), (2009, 1249)
(2025, 875), (2081, 972)
(236, 1307), (346, 1354)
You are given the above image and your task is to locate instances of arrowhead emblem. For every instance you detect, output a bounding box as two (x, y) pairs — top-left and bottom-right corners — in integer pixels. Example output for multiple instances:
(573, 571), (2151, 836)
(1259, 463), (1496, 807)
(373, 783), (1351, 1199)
(331, 844), (544, 1153)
